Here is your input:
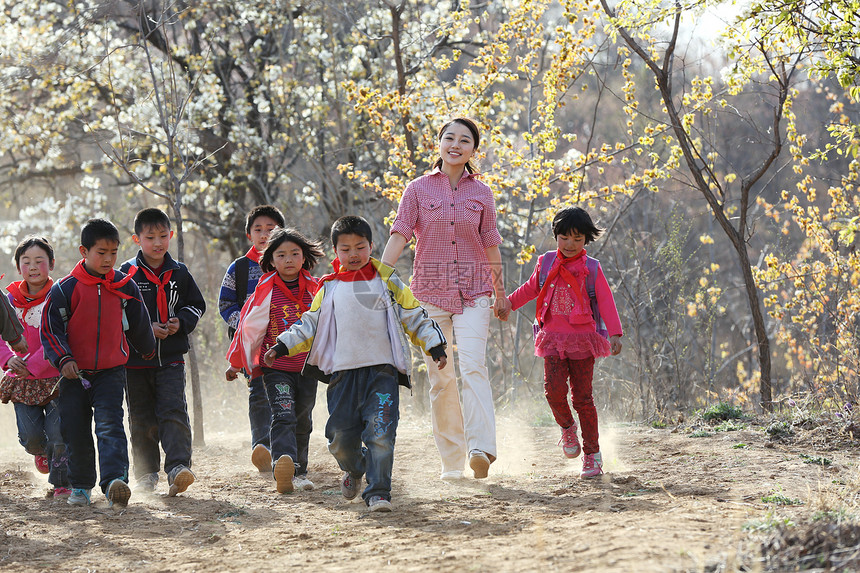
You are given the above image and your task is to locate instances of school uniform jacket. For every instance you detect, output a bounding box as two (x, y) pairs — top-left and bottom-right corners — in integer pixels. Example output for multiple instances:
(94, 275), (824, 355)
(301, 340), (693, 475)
(271, 258), (447, 388)
(41, 264), (157, 372)
(121, 252), (206, 367)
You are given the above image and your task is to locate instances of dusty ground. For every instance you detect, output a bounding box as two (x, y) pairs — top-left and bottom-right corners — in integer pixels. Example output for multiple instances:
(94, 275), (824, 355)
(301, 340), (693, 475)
(0, 396), (852, 572)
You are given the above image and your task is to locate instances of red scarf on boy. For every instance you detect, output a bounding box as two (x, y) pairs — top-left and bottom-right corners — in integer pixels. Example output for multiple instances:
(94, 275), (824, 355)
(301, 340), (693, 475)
(70, 260), (136, 300)
(320, 259), (377, 284)
(138, 265), (173, 322)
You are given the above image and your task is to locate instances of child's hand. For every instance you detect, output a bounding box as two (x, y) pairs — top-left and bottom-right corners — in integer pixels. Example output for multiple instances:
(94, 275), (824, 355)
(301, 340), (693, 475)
(610, 335), (622, 356)
(6, 356), (30, 378)
(263, 349), (278, 367)
(166, 317), (180, 335)
(152, 322), (169, 340)
(435, 356), (448, 370)
(225, 365), (241, 381)
(10, 337), (27, 354)
(60, 360), (80, 380)
(493, 296), (512, 321)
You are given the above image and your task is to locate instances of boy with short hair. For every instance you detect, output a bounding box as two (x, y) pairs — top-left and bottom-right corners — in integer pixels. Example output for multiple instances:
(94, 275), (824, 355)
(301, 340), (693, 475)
(121, 208), (206, 496)
(264, 215), (447, 512)
(41, 218), (156, 507)
(218, 205), (284, 472)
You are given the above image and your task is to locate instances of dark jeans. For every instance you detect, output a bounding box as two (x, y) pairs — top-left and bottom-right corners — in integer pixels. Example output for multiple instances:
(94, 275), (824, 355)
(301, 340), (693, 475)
(248, 375), (272, 450)
(262, 368), (317, 475)
(325, 364), (399, 503)
(126, 363), (193, 478)
(14, 400), (69, 488)
(57, 366), (128, 493)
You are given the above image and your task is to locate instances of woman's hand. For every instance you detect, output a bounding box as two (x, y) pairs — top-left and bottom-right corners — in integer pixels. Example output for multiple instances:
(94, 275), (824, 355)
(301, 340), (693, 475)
(493, 296), (512, 321)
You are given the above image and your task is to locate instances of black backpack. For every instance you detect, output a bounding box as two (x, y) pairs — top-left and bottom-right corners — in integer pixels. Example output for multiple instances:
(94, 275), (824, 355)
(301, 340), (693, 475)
(227, 256), (250, 340)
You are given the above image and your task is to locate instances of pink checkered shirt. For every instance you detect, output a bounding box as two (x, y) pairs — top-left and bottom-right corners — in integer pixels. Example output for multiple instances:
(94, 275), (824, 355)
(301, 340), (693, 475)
(390, 168), (503, 313)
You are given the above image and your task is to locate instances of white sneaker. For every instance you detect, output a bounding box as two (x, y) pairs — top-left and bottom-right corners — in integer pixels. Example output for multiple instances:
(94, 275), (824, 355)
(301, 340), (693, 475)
(293, 474), (315, 491)
(368, 495), (392, 512)
(440, 470), (464, 480)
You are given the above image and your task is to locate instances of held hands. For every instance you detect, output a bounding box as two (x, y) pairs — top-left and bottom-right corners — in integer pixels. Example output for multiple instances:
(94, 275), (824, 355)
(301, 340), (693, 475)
(225, 365), (241, 381)
(6, 356), (30, 377)
(610, 335), (623, 356)
(493, 296), (512, 321)
(60, 360), (80, 380)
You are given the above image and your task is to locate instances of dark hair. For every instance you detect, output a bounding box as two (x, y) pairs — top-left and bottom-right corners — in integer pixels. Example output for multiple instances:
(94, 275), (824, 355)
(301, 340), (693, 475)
(330, 215), (372, 247)
(134, 208), (171, 235)
(245, 205), (285, 234)
(260, 227), (326, 273)
(432, 118), (481, 174)
(552, 207), (603, 244)
(14, 235), (54, 270)
(81, 218), (120, 249)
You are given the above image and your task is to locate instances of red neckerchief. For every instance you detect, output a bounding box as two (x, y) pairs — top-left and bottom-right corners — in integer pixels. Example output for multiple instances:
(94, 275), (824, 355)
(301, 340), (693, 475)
(245, 247), (261, 264)
(535, 249), (588, 324)
(272, 269), (314, 314)
(320, 259), (377, 283)
(138, 264), (173, 322)
(7, 279), (54, 311)
(70, 260), (136, 300)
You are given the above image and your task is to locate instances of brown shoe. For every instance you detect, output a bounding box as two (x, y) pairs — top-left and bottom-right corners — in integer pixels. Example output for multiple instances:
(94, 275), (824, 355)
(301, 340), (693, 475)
(251, 444), (272, 473)
(273, 456), (295, 494)
(469, 450), (490, 479)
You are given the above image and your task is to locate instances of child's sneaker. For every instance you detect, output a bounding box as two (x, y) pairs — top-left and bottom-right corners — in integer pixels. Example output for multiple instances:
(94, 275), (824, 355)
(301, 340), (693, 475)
(136, 472), (159, 493)
(251, 444), (272, 473)
(469, 450), (490, 479)
(167, 465), (195, 497)
(53, 487), (72, 498)
(273, 456), (295, 494)
(67, 488), (92, 506)
(368, 495), (392, 512)
(293, 474), (315, 491)
(106, 479), (131, 507)
(581, 452), (604, 478)
(341, 472), (361, 500)
(559, 424), (582, 458)
(34, 455), (49, 475)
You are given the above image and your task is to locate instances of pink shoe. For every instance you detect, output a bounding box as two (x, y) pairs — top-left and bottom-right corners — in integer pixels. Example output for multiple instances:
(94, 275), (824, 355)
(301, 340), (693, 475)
(559, 425), (581, 458)
(581, 452), (603, 478)
(53, 487), (72, 498)
(34, 455), (49, 475)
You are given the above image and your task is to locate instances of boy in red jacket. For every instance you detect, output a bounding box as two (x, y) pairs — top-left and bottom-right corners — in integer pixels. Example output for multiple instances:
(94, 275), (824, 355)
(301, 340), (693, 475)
(41, 219), (156, 507)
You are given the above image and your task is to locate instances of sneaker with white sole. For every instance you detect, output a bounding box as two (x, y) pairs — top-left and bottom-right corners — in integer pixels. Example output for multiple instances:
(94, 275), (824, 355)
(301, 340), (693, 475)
(559, 424), (582, 458)
(106, 479), (131, 507)
(440, 470), (464, 480)
(293, 474), (315, 491)
(251, 444), (272, 473)
(341, 472), (361, 500)
(469, 450), (490, 479)
(67, 488), (91, 506)
(167, 465), (195, 497)
(136, 472), (159, 493)
(368, 495), (392, 512)
(581, 452), (604, 478)
(273, 456), (295, 494)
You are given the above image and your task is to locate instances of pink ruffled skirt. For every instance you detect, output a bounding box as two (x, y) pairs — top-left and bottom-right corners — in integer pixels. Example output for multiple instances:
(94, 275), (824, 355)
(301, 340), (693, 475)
(535, 330), (610, 360)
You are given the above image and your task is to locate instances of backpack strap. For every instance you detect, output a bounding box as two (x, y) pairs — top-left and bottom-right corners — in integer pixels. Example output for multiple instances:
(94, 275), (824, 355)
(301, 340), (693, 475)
(537, 251), (557, 289)
(235, 256), (250, 306)
(585, 256), (608, 338)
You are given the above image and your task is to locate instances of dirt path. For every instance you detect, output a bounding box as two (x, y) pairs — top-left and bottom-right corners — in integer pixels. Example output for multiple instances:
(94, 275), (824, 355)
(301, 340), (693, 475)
(0, 402), (845, 572)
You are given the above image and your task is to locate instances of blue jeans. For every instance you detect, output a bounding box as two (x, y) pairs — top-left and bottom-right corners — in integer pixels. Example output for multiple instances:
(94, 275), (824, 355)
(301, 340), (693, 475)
(14, 400), (69, 488)
(248, 375), (271, 450)
(325, 364), (399, 503)
(262, 368), (317, 475)
(57, 366), (128, 493)
(126, 363), (193, 478)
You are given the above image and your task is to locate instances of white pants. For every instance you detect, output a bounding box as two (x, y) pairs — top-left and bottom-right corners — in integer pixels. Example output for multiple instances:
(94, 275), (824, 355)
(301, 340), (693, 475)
(421, 297), (497, 473)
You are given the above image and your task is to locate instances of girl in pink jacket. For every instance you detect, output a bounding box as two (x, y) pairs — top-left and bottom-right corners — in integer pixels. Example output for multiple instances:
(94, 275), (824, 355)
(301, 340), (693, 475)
(507, 208), (622, 478)
(0, 236), (70, 496)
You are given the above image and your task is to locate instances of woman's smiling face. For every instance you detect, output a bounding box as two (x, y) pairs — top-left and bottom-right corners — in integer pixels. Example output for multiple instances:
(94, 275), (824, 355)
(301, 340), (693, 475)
(438, 122), (476, 170)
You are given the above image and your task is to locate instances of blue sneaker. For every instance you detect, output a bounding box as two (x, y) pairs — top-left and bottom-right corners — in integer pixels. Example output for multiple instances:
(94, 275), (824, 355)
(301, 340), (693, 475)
(67, 488), (92, 506)
(106, 479), (131, 507)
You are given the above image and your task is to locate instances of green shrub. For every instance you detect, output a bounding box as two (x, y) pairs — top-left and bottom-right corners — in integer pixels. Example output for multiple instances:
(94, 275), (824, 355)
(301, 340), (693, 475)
(701, 402), (744, 421)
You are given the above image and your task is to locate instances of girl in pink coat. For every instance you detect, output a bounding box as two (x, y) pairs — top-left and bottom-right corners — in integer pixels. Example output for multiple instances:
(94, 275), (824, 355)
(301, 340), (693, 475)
(0, 236), (70, 495)
(507, 208), (622, 478)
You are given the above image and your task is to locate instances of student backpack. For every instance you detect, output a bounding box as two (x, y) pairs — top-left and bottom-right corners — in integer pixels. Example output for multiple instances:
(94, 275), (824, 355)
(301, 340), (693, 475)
(227, 256), (250, 340)
(535, 251), (608, 338)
